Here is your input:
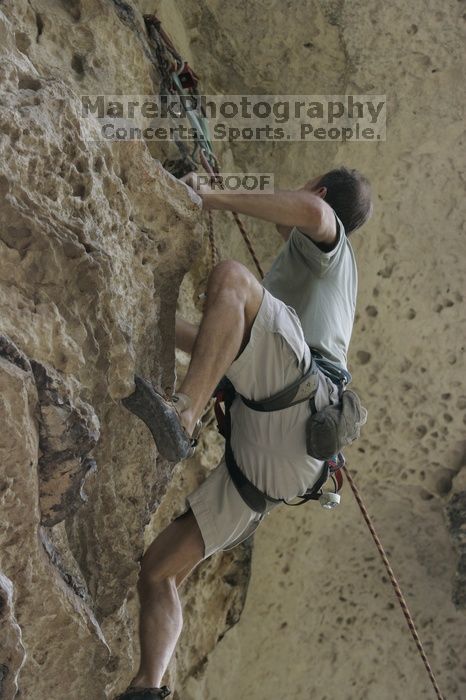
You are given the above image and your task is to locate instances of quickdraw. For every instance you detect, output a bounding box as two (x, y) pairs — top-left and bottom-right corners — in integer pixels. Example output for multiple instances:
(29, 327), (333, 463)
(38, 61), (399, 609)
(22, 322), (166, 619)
(144, 14), (217, 176)
(143, 14), (264, 278)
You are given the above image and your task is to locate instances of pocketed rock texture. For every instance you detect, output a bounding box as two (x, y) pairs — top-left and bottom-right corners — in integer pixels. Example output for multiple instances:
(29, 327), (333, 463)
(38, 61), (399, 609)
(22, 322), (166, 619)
(0, 1), (465, 700)
(0, 2), (250, 698)
(0, 573), (25, 700)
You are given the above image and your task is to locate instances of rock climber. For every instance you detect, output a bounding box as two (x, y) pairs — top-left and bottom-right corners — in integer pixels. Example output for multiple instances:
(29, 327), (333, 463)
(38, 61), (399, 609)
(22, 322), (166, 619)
(116, 165), (372, 699)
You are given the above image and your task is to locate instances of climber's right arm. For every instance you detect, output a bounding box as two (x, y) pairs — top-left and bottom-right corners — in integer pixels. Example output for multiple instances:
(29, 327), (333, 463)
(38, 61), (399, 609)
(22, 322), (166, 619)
(180, 172), (335, 246)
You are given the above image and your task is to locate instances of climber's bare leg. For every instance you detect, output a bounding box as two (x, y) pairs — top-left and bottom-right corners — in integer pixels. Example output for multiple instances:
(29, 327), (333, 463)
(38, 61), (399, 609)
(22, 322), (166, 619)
(130, 509), (205, 690)
(175, 316), (199, 355)
(178, 260), (264, 435)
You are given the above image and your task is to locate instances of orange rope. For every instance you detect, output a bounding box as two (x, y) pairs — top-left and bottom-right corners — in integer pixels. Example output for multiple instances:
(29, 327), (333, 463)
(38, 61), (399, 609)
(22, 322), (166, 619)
(342, 464), (445, 700)
(230, 211), (265, 279)
(199, 151), (264, 279)
(206, 209), (218, 270)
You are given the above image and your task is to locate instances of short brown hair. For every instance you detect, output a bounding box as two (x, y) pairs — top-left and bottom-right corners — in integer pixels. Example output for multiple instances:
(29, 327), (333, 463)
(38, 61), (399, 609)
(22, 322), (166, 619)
(317, 166), (373, 234)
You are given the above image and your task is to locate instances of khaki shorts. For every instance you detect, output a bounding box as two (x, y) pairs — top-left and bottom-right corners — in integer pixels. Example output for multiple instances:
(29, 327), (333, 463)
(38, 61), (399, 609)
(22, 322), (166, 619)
(185, 288), (339, 559)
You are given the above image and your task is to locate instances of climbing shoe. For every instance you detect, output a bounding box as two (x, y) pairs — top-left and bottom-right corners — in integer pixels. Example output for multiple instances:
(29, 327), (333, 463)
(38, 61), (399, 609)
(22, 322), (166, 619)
(122, 375), (201, 462)
(115, 686), (171, 700)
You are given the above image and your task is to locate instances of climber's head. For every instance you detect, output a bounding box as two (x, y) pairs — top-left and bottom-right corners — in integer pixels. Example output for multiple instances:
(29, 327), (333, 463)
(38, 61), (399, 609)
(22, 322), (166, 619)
(304, 166), (373, 234)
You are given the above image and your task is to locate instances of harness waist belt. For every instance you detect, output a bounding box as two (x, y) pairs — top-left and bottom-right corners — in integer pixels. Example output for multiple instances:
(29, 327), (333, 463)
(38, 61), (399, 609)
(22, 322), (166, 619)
(240, 356), (320, 412)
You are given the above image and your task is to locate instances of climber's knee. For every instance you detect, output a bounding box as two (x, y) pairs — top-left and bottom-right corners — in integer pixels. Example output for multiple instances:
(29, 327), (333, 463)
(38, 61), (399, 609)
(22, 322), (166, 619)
(138, 509), (204, 593)
(206, 259), (264, 324)
(208, 259), (257, 295)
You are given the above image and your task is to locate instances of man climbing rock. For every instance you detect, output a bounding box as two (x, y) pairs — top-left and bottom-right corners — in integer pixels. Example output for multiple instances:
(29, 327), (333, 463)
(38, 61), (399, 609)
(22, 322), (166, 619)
(116, 166), (372, 699)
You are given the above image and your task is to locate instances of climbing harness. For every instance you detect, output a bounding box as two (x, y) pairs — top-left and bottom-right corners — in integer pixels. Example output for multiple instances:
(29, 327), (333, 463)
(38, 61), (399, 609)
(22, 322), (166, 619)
(213, 350), (349, 515)
(214, 350), (365, 515)
(213, 375), (344, 515)
(142, 16), (446, 699)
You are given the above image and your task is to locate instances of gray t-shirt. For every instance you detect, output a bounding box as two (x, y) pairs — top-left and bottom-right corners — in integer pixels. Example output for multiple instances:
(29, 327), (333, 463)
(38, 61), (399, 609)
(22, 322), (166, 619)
(262, 213), (357, 370)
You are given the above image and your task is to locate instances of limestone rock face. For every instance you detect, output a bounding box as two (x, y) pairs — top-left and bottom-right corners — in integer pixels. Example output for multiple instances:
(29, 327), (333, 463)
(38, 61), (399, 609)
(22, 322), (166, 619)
(0, 0), (465, 699)
(0, 346), (109, 698)
(0, 574), (25, 700)
(0, 1), (252, 698)
(31, 355), (100, 526)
